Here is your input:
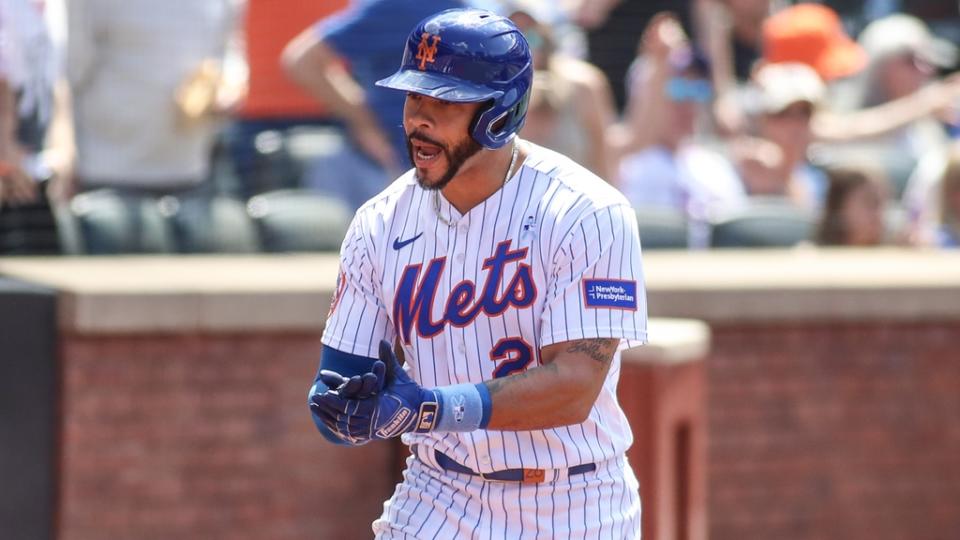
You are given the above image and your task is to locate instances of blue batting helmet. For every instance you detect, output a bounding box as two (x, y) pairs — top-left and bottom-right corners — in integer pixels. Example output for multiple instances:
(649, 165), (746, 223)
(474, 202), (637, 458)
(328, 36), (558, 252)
(375, 8), (533, 149)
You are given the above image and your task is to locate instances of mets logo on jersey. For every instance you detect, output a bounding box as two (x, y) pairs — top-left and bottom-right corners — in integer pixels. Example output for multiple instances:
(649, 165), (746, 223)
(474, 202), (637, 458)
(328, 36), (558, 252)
(393, 240), (536, 344)
(415, 32), (441, 70)
(327, 268), (348, 318)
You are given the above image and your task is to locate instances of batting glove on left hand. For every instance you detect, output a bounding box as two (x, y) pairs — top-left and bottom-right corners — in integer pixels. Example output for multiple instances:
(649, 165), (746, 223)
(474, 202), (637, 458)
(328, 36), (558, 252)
(310, 340), (441, 444)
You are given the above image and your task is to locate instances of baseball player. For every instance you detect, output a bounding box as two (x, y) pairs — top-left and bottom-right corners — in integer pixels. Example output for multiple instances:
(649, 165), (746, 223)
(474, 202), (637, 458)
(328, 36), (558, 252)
(309, 8), (648, 538)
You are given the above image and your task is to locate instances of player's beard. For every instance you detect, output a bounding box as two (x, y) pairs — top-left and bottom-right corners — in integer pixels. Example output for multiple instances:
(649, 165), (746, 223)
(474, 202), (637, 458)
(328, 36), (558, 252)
(407, 131), (482, 191)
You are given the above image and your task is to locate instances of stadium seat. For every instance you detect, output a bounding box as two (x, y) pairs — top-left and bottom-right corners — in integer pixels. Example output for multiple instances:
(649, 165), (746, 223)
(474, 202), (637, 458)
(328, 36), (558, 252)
(163, 196), (260, 253)
(52, 202), (83, 255)
(710, 198), (815, 248)
(634, 207), (689, 249)
(247, 189), (351, 252)
(0, 194), (62, 255)
(69, 190), (174, 254)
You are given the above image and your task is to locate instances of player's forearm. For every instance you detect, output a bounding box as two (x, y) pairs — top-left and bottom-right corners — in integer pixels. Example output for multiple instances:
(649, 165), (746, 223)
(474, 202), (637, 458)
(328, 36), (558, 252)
(481, 338), (618, 431)
(482, 363), (600, 430)
(311, 340), (620, 444)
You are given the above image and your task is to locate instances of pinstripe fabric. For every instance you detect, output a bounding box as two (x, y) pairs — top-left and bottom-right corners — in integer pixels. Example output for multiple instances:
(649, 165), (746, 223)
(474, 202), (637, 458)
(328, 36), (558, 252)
(373, 453), (641, 539)
(321, 141), (647, 536)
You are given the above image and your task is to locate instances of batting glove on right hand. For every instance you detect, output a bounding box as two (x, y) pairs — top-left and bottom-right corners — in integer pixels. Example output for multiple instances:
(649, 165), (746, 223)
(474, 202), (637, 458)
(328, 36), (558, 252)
(310, 340), (442, 443)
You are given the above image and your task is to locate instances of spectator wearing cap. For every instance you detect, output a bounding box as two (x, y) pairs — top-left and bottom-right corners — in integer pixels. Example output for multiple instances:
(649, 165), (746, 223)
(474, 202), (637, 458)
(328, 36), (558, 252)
(762, 3), (867, 84)
(733, 62), (828, 210)
(617, 13), (746, 248)
(819, 14), (960, 204)
(759, 5), (960, 146)
(857, 14), (957, 109)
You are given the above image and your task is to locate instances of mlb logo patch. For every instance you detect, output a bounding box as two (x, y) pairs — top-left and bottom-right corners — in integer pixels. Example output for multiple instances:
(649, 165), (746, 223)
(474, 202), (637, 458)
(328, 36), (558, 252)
(416, 402), (439, 432)
(583, 279), (638, 310)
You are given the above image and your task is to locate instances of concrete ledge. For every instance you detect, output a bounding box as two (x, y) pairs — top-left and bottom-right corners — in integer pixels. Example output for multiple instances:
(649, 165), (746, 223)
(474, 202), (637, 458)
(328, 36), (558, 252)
(0, 255), (338, 333)
(1, 248), (958, 334)
(624, 318), (710, 364)
(643, 247), (960, 322)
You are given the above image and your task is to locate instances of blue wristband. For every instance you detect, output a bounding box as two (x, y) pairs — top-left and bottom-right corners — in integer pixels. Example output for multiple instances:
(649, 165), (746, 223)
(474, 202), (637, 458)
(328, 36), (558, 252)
(476, 383), (492, 429)
(434, 383), (491, 432)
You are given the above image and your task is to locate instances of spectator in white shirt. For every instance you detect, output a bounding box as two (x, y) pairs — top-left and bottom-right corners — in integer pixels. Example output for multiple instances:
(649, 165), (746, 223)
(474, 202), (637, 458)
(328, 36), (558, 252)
(617, 13), (746, 248)
(61, 0), (239, 197)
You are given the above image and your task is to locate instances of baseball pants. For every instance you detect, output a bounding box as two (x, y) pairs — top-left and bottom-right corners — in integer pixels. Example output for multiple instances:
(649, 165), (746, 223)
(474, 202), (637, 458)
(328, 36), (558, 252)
(373, 446), (642, 539)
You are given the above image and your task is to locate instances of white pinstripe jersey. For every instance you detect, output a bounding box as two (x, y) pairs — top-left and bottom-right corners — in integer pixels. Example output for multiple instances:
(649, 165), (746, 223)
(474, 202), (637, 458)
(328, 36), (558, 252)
(322, 141), (648, 473)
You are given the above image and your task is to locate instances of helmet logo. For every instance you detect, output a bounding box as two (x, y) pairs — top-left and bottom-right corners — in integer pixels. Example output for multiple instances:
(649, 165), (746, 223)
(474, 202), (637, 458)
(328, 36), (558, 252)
(415, 32), (441, 70)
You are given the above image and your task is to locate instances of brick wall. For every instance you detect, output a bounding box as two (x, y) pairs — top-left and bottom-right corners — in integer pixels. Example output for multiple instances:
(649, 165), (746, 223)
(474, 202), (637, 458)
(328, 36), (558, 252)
(55, 323), (960, 540)
(58, 333), (399, 540)
(707, 322), (960, 540)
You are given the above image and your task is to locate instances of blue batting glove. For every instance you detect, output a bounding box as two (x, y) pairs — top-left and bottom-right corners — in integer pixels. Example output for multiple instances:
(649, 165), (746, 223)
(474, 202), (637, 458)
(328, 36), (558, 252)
(310, 340), (442, 441)
(318, 361), (385, 399)
(309, 360), (386, 445)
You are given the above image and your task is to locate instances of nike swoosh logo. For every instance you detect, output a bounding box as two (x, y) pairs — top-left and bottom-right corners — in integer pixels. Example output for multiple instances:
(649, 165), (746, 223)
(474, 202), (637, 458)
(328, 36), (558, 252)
(392, 232), (423, 250)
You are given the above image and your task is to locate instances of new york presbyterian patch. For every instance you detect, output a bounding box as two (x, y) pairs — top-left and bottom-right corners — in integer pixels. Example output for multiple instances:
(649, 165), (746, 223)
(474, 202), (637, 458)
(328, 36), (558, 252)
(583, 279), (638, 310)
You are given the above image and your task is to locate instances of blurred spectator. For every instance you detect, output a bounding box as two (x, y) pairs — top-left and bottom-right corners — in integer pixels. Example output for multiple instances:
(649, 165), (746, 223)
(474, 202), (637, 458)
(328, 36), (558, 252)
(282, 0), (467, 211)
(816, 166), (890, 246)
(486, 0), (588, 58)
(225, 0), (348, 199)
(733, 62), (827, 210)
(570, 0), (694, 112)
(693, 0), (776, 136)
(813, 14), (958, 198)
(755, 4), (960, 199)
(62, 0), (239, 206)
(694, 0), (772, 83)
(762, 3), (867, 84)
(792, 11), (960, 144)
(936, 149), (960, 247)
(854, 14), (957, 116)
(507, 3), (617, 181)
(710, 3), (867, 138)
(617, 13), (746, 248)
(0, 0), (61, 254)
(904, 142), (960, 247)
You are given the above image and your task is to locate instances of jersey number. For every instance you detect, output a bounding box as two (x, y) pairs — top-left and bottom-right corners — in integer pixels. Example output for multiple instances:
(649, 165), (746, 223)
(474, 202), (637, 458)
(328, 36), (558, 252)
(490, 338), (534, 379)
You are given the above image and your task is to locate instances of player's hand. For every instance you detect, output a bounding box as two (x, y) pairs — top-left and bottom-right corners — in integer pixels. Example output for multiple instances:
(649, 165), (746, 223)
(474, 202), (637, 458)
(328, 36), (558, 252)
(309, 340), (441, 444)
(318, 361), (385, 400)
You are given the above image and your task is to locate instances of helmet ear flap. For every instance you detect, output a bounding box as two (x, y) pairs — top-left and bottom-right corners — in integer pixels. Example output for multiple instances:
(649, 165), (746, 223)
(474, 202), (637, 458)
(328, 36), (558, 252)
(468, 99), (496, 144)
(470, 88), (531, 149)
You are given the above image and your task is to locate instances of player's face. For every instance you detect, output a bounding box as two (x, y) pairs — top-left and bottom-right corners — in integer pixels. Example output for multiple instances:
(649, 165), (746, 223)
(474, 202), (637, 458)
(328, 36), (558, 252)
(404, 93), (483, 191)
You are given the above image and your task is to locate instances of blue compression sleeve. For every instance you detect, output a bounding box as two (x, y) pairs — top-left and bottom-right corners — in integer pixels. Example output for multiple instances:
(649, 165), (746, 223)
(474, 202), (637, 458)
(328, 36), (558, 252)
(309, 345), (379, 445)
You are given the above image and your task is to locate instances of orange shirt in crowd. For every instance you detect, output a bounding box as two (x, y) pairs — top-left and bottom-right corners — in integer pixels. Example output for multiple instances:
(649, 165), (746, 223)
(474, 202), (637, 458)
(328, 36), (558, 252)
(238, 0), (348, 119)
